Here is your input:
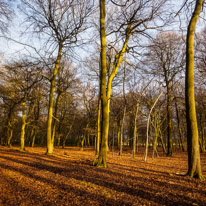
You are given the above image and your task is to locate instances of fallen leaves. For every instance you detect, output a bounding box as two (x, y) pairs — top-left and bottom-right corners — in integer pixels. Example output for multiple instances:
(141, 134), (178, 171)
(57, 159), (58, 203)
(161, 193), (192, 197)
(0, 146), (205, 205)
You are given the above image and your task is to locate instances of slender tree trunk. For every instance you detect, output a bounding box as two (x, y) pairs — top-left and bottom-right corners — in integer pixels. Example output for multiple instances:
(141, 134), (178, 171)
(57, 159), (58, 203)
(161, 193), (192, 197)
(7, 127), (13, 148)
(175, 99), (186, 152)
(46, 42), (63, 154)
(185, 0), (203, 179)
(152, 122), (159, 159)
(94, 0), (108, 167)
(144, 92), (163, 161)
(132, 124), (137, 158)
(51, 92), (61, 146)
(119, 106), (126, 156)
(20, 99), (26, 151)
(80, 123), (89, 151)
(3, 110), (13, 146)
(31, 128), (36, 147)
(95, 0), (131, 167)
(96, 98), (101, 155)
(199, 114), (205, 152)
(166, 83), (173, 156)
(112, 127), (115, 157)
(117, 121), (121, 149)
(87, 132), (90, 147)
(133, 102), (139, 158)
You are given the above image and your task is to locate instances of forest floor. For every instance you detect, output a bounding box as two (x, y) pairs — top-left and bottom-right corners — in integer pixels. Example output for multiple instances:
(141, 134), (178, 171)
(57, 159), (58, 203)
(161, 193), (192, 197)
(0, 146), (206, 206)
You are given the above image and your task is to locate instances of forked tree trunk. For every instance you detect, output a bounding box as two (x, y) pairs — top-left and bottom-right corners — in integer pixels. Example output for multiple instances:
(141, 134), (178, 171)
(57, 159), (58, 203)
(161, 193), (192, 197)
(185, 0), (203, 179)
(46, 42), (63, 154)
(144, 92), (163, 162)
(95, 0), (131, 167)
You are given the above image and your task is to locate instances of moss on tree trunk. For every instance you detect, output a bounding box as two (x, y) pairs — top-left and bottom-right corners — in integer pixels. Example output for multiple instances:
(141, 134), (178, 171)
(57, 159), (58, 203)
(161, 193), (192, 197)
(185, 0), (203, 179)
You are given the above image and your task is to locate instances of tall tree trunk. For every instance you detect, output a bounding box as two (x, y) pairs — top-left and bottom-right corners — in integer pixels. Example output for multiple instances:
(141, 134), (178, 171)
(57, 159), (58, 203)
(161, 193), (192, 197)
(96, 98), (101, 155)
(20, 99), (26, 151)
(31, 128), (36, 148)
(185, 0), (203, 179)
(132, 101), (140, 158)
(94, 0), (108, 167)
(199, 113), (205, 152)
(95, 0), (131, 167)
(175, 98), (186, 152)
(144, 91), (163, 161)
(3, 109), (13, 146)
(119, 106), (126, 156)
(51, 92), (61, 146)
(7, 126), (13, 148)
(117, 120), (121, 149)
(46, 42), (63, 154)
(166, 83), (173, 156)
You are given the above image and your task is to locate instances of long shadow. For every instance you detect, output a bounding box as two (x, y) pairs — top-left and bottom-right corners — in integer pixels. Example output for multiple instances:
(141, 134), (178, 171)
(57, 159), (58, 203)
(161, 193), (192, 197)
(0, 152), (205, 205)
(0, 174), (52, 206)
(0, 162), (127, 206)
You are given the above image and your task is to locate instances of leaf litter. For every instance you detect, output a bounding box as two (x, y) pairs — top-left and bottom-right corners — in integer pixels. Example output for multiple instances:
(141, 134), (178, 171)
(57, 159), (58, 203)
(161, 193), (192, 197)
(0, 146), (206, 206)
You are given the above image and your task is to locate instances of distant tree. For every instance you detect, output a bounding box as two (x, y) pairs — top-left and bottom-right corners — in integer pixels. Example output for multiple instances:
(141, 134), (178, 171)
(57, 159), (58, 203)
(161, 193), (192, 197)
(20, 0), (94, 154)
(2, 60), (42, 150)
(144, 32), (185, 156)
(95, 0), (168, 167)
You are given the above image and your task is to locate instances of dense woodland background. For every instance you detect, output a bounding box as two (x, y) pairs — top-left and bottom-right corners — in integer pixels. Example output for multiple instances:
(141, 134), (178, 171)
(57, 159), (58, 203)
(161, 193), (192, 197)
(0, 0), (205, 175)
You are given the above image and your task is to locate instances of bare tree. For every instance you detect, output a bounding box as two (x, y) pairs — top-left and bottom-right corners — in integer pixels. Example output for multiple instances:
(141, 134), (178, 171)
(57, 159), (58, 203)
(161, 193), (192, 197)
(185, 0), (203, 179)
(20, 0), (94, 154)
(144, 32), (185, 156)
(95, 0), (169, 167)
(0, 0), (13, 33)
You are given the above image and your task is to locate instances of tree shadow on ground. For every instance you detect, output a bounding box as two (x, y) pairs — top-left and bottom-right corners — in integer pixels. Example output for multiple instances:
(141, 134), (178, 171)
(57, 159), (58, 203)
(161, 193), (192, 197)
(0, 147), (206, 206)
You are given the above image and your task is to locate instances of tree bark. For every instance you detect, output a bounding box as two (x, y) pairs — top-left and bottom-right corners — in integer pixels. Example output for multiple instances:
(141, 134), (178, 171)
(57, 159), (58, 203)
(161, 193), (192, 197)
(119, 106), (126, 156)
(166, 83), (173, 156)
(20, 99), (26, 151)
(51, 91), (61, 146)
(96, 98), (101, 155)
(185, 0), (203, 179)
(46, 42), (63, 154)
(94, 0), (108, 167)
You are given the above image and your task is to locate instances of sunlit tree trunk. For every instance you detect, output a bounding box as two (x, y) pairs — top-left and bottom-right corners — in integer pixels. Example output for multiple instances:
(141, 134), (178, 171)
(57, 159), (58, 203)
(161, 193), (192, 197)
(20, 96), (27, 151)
(31, 128), (36, 147)
(166, 83), (173, 156)
(46, 42), (63, 154)
(51, 92), (61, 146)
(185, 0), (203, 179)
(132, 101), (140, 158)
(7, 125), (13, 148)
(95, 0), (131, 167)
(94, 0), (108, 167)
(96, 98), (101, 155)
